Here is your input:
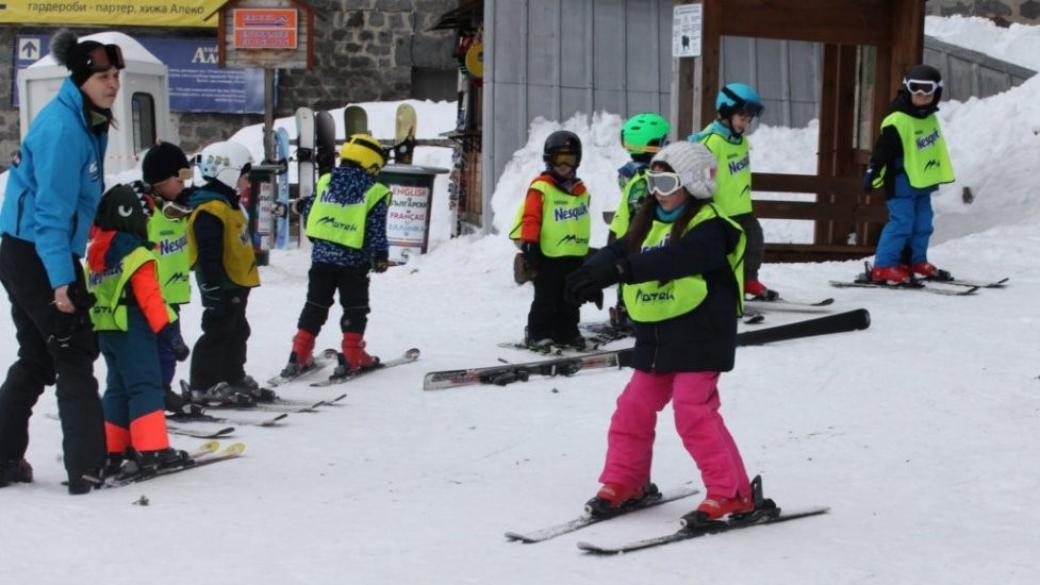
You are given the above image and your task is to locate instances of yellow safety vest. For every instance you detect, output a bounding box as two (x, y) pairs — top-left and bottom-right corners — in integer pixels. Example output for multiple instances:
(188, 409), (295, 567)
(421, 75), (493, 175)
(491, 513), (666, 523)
(623, 204), (745, 323)
(147, 211), (191, 305)
(87, 246), (176, 332)
(698, 130), (753, 217)
(609, 170), (649, 239)
(187, 200), (260, 288)
(305, 182), (391, 249)
(509, 180), (591, 257)
(877, 111), (955, 189)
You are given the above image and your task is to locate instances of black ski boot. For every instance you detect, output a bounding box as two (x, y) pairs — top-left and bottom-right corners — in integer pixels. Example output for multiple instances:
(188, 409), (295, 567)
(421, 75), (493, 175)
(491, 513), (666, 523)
(136, 448), (194, 475)
(229, 375), (277, 403)
(0, 458), (33, 487)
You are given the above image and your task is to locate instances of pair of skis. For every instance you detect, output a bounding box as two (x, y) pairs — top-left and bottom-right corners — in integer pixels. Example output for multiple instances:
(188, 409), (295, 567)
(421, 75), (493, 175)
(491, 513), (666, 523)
(83, 441), (246, 489)
(267, 348), (421, 388)
(830, 263), (1008, 296)
(506, 476), (828, 554)
(425, 309), (871, 390)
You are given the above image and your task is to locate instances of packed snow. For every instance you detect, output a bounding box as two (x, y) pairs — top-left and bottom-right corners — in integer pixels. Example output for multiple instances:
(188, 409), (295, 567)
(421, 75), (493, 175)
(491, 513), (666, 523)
(2, 17), (1039, 585)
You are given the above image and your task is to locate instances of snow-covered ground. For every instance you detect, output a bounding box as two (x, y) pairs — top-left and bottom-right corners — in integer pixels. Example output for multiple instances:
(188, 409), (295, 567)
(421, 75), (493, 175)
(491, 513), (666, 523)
(3, 17), (1040, 585)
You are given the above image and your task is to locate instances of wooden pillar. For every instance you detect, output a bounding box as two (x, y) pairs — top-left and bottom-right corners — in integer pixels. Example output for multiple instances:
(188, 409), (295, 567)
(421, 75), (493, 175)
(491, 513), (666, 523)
(699, 0), (722, 130)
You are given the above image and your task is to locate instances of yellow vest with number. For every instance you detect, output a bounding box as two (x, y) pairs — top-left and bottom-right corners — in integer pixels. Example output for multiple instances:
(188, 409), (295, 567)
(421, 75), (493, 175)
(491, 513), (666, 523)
(147, 212), (191, 305)
(305, 182), (391, 249)
(699, 131), (753, 217)
(509, 180), (591, 257)
(187, 200), (260, 288)
(87, 247), (177, 332)
(623, 204), (745, 323)
(609, 170), (649, 238)
(879, 111), (955, 189)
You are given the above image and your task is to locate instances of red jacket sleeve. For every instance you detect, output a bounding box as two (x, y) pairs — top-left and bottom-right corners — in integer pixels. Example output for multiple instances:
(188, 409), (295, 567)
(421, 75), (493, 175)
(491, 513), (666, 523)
(520, 187), (544, 243)
(129, 262), (172, 333)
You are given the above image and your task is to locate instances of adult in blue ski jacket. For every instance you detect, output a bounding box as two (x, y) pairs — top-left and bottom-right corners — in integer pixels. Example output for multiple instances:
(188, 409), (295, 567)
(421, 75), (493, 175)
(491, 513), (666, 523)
(0, 31), (124, 494)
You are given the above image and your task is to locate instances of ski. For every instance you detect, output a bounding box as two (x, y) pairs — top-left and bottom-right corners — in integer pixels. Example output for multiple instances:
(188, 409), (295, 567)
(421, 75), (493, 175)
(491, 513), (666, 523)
(429, 311), (871, 389)
(165, 424), (235, 439)
(926, 276), (1008, 289)
(496, 340), (606, 356)
(505, 485), (700, 544)
(266, 349), (339, 387)
(168, 408), (288, 428)
(829, 280), (978, 296)
(87, 443), (246, 489)
(745, 297), (836, 313)
(576, 505), (830, 555)
(251, 393), (348, 413)
(733, 308), (870, 346)
(311, 348), (421, 387)
(424, 350), (622, 390)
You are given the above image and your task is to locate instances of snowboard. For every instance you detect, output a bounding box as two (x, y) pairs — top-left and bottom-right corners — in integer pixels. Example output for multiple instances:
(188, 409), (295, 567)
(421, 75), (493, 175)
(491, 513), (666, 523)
(393, 103), (417, 165)
(344, 105), (369, 138)
(274, 127), (291, 249)
(315, 110), (337, 177)
(294, 107), (316, 248)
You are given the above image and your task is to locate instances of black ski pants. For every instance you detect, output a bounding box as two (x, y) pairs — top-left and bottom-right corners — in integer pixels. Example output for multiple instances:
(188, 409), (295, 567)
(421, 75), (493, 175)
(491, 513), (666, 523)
(297, 263), (371, 336)
(527, 255), (583, 343)
(190, 286), (251, 390)
(0, 235), (105, 478)
(733, 213), (765, 283)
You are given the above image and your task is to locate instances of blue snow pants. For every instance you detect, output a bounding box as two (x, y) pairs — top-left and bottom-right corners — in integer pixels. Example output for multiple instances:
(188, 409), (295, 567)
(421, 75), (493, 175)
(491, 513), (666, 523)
(874, 174), (937, 268)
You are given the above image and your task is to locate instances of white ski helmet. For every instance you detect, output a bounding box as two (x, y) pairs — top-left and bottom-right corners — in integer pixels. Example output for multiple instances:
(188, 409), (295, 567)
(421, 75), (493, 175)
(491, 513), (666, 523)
(198, 141), (253, 190)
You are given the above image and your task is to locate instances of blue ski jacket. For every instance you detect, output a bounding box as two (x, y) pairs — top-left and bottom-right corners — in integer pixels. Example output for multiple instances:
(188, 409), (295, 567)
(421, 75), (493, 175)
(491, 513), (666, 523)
(1, 78), (108, 288)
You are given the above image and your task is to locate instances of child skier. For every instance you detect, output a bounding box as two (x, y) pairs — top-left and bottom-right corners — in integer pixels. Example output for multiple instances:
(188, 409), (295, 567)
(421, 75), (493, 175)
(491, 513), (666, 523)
(565, 141), (756, 524)
(185, 141), (262, 405)
(280, 134), (391, 379)
(607, 113), (671, 328)
(137, 142), (194, 412)
(85, 184), (191, 475)
(689, 83), (774, 300)
(510, 130), (591, 349)
(864, 64), (955, 284)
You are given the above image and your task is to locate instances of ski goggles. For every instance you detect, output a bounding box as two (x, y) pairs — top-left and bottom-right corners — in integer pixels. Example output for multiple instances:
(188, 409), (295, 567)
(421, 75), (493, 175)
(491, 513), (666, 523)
(549, 152), (578, 167)
(646, 171), (683, 196)
(904, 78), (941, 96)
(85, 44), (125, 73)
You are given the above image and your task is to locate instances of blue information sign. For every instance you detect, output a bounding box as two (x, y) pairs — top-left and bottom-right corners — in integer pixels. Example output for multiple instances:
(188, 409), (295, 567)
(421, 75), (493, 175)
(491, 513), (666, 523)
(12, 35), (267, 114)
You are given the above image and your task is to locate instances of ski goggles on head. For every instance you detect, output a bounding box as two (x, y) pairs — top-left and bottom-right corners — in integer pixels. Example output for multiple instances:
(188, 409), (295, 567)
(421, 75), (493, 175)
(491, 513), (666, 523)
(904, 78), (940, 96)
(736, 101), (763, 118)
(646, 171), (683, 196)
(549, 152), (578, 167)
(85, 44), (125, 73)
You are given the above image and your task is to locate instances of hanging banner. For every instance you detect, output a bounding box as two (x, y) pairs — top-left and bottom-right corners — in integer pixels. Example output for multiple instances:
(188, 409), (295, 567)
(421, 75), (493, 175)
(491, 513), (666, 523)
(0, 1), (221, 28)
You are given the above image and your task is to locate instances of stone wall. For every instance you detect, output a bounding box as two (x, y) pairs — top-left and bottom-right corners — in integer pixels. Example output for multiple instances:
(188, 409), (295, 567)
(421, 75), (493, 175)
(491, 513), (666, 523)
(926, 0), (1040, 25)
(0, 0), (457, 171)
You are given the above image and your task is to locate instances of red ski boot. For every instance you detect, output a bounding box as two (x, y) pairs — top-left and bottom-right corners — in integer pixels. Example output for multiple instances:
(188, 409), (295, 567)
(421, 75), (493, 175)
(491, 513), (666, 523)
(910, 261), (952, 281)
(870, 264), (910, 285)
(341, 332), (378, 371)
(280, 330), (316, 378)
(744, 279), (779, 300)
(584, 481), (659, 518)
(694, 492), (754, 521)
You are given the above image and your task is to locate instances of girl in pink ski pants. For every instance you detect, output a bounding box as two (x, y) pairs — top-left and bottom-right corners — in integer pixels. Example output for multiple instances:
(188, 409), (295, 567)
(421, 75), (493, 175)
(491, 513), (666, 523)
(599, 369), (750, 499)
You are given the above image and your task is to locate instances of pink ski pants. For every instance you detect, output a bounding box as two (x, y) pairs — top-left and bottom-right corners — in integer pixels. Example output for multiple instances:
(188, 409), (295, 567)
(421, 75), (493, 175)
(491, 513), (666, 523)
(599, 370), (751, 498)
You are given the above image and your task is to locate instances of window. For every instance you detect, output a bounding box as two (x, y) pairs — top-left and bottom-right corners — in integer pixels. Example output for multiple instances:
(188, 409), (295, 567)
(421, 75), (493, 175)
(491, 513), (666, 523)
(131, 92), (157, 154)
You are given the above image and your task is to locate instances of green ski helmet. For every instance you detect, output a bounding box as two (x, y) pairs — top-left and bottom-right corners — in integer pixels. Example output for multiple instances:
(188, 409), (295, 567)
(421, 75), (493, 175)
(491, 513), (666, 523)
(621, 113), (671, 155)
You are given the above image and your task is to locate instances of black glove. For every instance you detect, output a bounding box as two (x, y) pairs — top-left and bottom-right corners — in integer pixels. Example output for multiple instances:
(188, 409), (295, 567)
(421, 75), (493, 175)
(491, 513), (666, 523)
(157, 323), (190, 362)
(863, 166), (879, 193)
(565, 262), (622, 307)
(48, 287), (96, 354)
(372, 252), (389, 273)
(521, 241), (543, 271)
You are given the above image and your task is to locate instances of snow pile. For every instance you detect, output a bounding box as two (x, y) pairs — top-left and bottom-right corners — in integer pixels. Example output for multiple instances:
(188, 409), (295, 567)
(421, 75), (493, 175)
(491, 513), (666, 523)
(926, 15), (1040, 71)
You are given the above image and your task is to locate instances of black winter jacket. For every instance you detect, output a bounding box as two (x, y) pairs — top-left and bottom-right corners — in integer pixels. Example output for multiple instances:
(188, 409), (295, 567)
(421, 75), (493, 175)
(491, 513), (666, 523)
(590, 211), (744, 373)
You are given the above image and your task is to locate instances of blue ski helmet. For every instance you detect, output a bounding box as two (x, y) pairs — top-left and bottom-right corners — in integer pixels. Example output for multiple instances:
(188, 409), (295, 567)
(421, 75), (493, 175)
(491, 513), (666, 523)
(716, 83), (764, 119)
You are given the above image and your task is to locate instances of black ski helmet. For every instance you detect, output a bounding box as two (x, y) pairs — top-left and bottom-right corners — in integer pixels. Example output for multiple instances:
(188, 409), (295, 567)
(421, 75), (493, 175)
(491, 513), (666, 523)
(542, 130), (582, 167)
(903, 64), (943, 103)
